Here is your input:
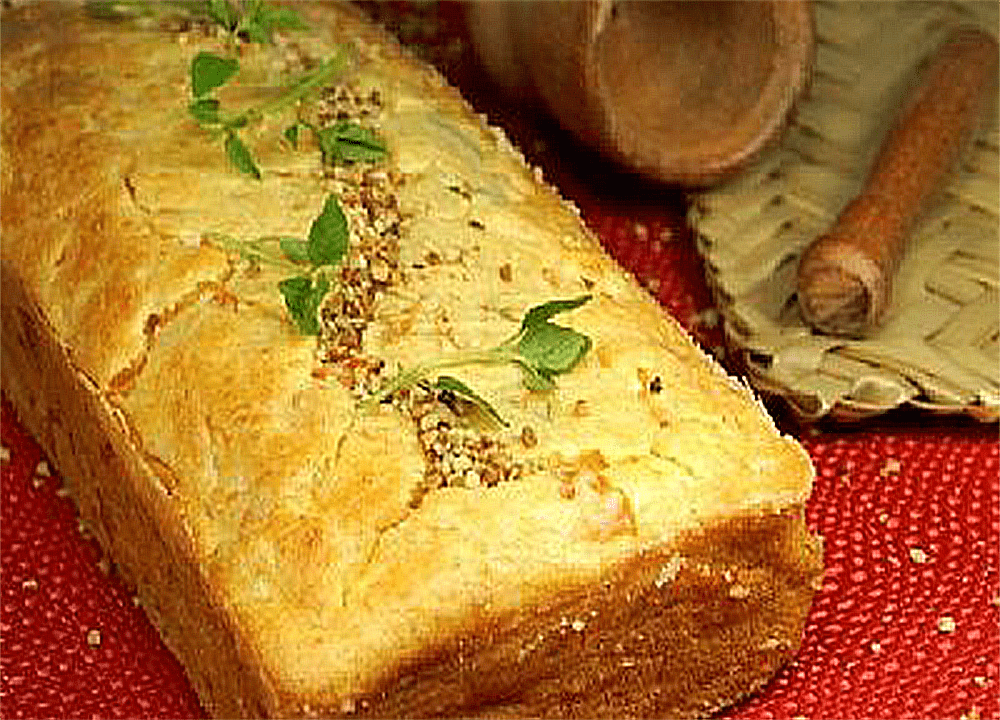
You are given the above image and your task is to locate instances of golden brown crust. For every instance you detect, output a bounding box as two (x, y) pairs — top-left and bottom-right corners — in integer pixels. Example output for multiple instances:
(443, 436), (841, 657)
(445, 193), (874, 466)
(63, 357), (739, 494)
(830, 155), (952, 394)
(0, 261), (276, 718)
(345, 510), (822, 719)
(1, 2), (822, 717)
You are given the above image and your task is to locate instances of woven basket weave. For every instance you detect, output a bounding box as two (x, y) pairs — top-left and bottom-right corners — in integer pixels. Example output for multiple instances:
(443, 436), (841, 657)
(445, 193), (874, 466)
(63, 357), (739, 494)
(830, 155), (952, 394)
(690, 0), (998, 422)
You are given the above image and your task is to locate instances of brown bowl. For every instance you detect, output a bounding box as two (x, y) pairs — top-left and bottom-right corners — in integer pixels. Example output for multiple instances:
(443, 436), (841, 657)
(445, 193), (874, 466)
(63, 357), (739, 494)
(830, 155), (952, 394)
(466, 1), (814, 186)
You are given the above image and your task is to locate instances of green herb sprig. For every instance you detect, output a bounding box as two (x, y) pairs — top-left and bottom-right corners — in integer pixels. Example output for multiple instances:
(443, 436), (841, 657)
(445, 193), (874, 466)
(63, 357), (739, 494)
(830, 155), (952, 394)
(87, 1), (306, 46)
(366, 295), (594, 424)
(180, 2), (390, 333)
(188, 50), (349, 179)
(181, 0), (387, 178)
(206, 0), (307, 44)
(208, 193), (349, 334)
(284, 120), (387, 165)
(182, 0), (312, 178)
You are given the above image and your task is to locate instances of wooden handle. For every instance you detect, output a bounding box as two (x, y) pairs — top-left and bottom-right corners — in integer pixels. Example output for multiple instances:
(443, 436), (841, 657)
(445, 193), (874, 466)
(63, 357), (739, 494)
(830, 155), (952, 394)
(797, 27), (998, 337)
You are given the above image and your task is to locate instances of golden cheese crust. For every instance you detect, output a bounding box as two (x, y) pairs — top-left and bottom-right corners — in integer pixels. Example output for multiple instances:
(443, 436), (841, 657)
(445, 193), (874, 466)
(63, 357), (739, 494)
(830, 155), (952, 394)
(1, 2), (822, 717)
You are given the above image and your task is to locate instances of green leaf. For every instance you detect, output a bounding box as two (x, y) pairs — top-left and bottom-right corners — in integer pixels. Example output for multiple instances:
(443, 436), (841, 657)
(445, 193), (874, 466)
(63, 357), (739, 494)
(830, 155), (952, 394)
(191, 52), (239, 97)
(307, 194), (348, 267)
(238, 1), (307, 43)
(513, 295), (592, 387)
(283, 123), (304, 148)
(332, 122), (388, 162)
(237, 1), (271, 44)
(278, 237), (310, 264)
(521, 295), (592, 332)
(224, 131), (261, 179)
(517, 323), (592, 377)
(188, 98), (222, 124)
(316, 122), (387, 164)
(242, 22), (270, 44)
(312, 126), (338, 162)
(434, 376), (509, 427)
(279, 275), (329, 335)
(206, 0), (238, 29)
(222, 114), (250, 130)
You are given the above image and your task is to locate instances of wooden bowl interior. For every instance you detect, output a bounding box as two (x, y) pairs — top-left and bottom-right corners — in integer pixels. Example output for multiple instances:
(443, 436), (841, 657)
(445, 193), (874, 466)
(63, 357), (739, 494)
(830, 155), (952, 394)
(595, 1), (812, 183)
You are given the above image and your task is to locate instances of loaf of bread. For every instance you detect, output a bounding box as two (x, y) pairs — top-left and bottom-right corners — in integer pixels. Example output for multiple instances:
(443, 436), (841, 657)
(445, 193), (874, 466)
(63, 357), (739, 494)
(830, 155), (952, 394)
(0, 2), (823, 717)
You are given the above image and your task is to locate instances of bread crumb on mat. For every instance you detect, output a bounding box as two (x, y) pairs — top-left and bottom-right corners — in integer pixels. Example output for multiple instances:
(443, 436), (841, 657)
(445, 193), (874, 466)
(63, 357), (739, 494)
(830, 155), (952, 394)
(879, 458), (901, 477)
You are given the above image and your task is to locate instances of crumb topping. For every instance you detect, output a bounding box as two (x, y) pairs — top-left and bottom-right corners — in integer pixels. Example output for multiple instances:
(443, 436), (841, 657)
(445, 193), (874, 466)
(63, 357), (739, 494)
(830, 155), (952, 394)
(309, 85), (525, 504)
(317, 84), (385, 126)
(402, 388), (523, 508)
(317, 165), (403, 392)
(307, 82), (402, 396)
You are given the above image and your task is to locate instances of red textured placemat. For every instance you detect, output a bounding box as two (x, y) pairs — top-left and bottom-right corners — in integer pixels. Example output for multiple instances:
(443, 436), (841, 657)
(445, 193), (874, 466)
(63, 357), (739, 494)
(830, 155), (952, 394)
(1, 401), (206, 720)
(730, 430), (999, 720)
(3, 4), (999, 720)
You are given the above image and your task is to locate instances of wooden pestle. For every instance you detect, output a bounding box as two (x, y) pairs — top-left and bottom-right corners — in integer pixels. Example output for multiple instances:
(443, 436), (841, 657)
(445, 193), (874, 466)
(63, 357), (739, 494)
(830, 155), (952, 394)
(797, 27), (999, 337)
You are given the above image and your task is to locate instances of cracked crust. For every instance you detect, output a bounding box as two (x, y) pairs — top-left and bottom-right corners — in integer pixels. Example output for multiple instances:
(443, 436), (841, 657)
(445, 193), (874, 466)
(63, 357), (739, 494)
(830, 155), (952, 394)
(1, 2), (822, 718)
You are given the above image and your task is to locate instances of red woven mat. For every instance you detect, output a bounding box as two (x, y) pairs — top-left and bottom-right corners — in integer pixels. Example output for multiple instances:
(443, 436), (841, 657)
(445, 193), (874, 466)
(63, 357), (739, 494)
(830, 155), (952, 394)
(2, 4), (998, 719)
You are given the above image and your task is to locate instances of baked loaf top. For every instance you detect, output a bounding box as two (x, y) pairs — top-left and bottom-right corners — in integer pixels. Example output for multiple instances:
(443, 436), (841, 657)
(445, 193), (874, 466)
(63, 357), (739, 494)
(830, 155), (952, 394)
(1, 2), (817, 716)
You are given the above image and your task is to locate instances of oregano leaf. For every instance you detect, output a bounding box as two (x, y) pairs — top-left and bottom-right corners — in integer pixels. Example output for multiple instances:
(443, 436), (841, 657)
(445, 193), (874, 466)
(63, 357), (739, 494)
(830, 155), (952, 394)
(517, 323), (591, 377)
(434, 375), (508, 427)
(241, 22), (270, 44)
(307, 194), (348, 267)
(238, 1), (307, 43)
(316, 122), (387, 164)
(224, 131), (261, 179)
(520, 295), (592, 332)
(279, 275), (329, 335)
(364, 295), (594, 408)
(283, 123), (304, 148)
(206, 0), (238, 30)
(191, 51), (239, 98)
(188, 98), (222, 124)
(512, 295), (592, 388)
(331, 121), (388, 162)
(222, 114), (250, 130)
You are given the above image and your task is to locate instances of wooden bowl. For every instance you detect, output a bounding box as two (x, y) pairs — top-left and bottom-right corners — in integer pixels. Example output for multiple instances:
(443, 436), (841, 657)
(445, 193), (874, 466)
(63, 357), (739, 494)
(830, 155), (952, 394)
(466, 1), (814, 186)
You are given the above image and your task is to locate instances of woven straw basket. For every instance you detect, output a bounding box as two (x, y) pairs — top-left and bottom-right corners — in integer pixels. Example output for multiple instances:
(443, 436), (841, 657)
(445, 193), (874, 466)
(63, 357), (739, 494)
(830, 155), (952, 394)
(690, 0), (999, 422)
